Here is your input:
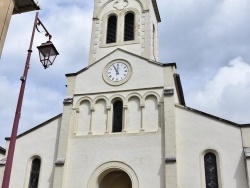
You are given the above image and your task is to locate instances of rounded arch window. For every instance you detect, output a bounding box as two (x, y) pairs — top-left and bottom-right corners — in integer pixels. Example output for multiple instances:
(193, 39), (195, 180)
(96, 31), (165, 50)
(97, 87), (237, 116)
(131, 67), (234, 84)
(112, 100), (123, 133)
(204, 152), (219, 188)
(28, 158), (41, 188)
(106, 14), (118, 44)
(99, 170), (132, 188)
(124, 12), (135, 41)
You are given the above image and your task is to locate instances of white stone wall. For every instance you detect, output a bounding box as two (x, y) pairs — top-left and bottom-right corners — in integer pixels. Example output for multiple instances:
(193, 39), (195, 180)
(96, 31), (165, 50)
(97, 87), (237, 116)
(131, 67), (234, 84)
(77, 50), (164, 94)
(62, 132), (165, 188)
(71, 88), (162, 136)
(89, 0), (159, 65)
(5, 116), (61, 188)
(176, 106), (248, 188)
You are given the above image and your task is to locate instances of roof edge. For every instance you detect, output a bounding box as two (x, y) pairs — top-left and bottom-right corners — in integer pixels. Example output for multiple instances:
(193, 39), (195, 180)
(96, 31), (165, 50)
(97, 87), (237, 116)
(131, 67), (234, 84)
(66, 48), (168, 77)
(152, 0), (161, 22)
(176, 104), (240, 127)
(0, 146), (6, 155)
(174, 74), (185, 106)
(13, 0), (40, 15)
(5, 113), (62, 141)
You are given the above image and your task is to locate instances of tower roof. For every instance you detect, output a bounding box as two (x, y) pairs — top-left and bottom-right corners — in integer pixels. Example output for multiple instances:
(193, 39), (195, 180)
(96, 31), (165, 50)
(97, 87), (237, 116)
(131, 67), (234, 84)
(13, 0), (40, 14)
(152, 0), (161, 22)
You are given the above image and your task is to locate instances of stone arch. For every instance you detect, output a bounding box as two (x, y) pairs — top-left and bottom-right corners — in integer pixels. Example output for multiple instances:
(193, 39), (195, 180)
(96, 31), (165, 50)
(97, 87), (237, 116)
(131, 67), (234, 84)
(143, 93), (159, 132)
(92, 96), (108, 135)
(125, 93), (142, 105)
(93, 95), (109, 106)
(75, 96), (93, 109)
(126, 94), (142, 133)
(108, 94), (125, 107)
(88, 161), (139, 188)
(142, 91), (160, 106)
(94, 0), (145, 19)
(76, 99), (92, 135)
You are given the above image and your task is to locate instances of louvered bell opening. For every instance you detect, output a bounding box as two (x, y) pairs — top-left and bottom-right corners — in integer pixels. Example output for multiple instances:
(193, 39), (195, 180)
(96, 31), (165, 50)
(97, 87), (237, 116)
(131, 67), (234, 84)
(106, 16), (117, 44)
(124, 13), (135, 41)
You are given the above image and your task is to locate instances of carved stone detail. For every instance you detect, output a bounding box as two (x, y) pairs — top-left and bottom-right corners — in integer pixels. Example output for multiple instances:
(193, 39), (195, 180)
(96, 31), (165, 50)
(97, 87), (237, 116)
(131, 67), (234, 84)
(113, 0), (128, 10)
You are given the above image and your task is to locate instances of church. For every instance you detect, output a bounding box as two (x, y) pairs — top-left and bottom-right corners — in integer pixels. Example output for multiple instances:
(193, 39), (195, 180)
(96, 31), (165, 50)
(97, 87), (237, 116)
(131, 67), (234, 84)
(0, 0), (250, 187)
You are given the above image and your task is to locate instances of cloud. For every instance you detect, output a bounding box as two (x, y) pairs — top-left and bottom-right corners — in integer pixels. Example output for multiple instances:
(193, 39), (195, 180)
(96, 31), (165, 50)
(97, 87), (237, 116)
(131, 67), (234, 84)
(187, 57), (250, 124)
(0, 76), (64, 147)
(158, 0), (250, 94)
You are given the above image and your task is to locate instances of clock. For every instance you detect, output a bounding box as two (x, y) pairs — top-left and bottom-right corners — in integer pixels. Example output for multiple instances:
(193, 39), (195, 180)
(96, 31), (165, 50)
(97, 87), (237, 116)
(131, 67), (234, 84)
(103, 60), (132, 86)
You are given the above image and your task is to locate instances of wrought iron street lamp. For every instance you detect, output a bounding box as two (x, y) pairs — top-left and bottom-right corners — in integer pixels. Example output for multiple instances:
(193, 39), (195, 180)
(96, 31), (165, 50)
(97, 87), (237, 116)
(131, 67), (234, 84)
(1, 12), (59, 188)
(37, 40), (59, 69)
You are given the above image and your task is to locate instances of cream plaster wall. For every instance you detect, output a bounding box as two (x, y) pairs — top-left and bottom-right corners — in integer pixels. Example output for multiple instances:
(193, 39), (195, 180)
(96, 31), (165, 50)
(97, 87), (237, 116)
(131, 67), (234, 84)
(175, 106), (248, 188)
(241, 127), (250, 147)
(6, 116), (61, 188)
(62, 132), (165, 188)
(0, 0), (14, 58)
(76, 50), (164, 94)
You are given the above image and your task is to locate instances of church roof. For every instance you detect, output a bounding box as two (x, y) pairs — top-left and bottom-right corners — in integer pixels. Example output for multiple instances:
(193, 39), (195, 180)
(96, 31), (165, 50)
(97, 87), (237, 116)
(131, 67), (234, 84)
(5, 114), (62, 141)
(66, 48), (174, 77)
(152, 0), (161, 22)
(13, 0), (40, 14)
(0, 146), (6, 155)
(176, 104), (243, 128)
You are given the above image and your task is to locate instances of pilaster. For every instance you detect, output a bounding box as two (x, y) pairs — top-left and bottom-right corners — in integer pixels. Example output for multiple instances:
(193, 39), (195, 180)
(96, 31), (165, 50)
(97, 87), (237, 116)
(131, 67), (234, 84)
(52, 98), (73, 188)
(163, 65), (177, 188)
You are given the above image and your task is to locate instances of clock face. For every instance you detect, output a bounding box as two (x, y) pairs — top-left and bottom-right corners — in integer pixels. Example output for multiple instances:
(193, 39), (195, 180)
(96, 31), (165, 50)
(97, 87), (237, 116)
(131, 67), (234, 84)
(107, 62), (128, 82)
(103, 60), (132, 86)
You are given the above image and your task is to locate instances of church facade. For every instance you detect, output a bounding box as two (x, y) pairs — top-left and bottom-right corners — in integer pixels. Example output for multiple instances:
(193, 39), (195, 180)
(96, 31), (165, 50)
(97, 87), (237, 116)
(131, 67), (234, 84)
(0, 0), (250, 188)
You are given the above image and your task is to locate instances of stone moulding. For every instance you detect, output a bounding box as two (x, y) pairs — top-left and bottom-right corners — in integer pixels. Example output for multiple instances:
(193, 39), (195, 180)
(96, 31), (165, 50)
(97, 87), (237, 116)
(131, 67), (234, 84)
(165, 156), (176, 163)
(55, 158), (65, 166)
(0, 158), (6, 166)
(164, 88), (174, 96)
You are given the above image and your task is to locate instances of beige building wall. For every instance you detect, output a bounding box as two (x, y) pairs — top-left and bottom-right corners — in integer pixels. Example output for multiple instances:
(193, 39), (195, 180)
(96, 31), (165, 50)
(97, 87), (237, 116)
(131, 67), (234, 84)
(176, 105), (249, 188)
(0, 0), (15, 59)
(4, 115), (61, 188)
(0, 0), (39, 59)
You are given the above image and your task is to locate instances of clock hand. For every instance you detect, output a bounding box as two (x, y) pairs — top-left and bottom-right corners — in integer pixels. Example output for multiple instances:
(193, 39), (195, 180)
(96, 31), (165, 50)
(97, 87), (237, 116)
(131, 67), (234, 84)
(113, 65), (118, 75)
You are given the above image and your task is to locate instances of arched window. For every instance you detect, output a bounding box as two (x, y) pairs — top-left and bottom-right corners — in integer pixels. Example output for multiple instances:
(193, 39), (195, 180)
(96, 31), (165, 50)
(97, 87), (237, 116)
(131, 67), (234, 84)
(106, 15), (117, 44)
(28, 158), (41, 188)
(124, 13), (135, 41)
(112, 100), (123, 132)
(204, 152), (219, 188)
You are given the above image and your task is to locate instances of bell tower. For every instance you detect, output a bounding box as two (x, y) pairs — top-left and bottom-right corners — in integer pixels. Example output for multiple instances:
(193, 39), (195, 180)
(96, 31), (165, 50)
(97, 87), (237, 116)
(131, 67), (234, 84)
(88, 0), (161, 65)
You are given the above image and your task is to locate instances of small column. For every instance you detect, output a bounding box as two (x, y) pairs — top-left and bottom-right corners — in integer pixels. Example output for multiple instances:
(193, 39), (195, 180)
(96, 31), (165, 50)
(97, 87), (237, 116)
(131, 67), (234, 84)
(122, 106), (127, 132)
(140, 105), (145, 132)
(88, 108), (95, 135)
(72, 108), (79, 134)
(106, 107), (111, 133)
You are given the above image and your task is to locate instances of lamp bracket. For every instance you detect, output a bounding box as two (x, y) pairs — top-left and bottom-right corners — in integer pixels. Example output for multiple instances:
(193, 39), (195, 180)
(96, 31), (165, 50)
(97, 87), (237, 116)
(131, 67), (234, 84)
(20, 76), (26, 82)
(36, 18), (52, 41)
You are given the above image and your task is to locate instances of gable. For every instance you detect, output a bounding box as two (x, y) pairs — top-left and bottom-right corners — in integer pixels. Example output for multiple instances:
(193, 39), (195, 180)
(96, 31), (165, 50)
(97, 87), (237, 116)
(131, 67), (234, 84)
(69, 49), (165, 95)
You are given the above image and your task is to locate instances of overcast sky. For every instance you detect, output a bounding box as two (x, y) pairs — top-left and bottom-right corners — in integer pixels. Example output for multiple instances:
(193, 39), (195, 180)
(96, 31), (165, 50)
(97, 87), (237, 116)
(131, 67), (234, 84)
(0, 0), (249, 147)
